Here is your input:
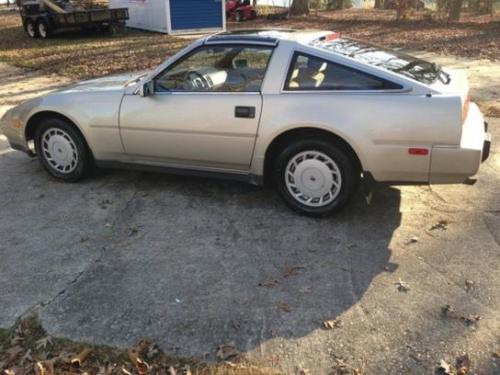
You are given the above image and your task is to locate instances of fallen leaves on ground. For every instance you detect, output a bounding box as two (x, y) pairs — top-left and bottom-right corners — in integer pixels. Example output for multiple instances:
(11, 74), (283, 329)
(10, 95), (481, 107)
(0, 316), (280, 375)
(464, 280), (475, 292)
(436, 354), (471, 375)
(215, 344), (240, 363)
(329, 355), (365, 375)
(441, 305), (481, 326)
(276, 302), (291, 313)
(395, 279), (410, 292)
(282, 266), (304, 278)
(322, 318), (342, 330)
(430, 219), (449, 231)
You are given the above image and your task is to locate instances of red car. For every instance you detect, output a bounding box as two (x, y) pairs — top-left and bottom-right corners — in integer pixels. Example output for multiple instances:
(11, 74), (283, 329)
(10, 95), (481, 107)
(226, 0), (257, 22)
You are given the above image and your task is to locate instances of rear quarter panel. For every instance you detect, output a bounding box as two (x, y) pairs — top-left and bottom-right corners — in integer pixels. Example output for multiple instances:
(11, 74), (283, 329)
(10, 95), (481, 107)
(253, 92), (462, 182)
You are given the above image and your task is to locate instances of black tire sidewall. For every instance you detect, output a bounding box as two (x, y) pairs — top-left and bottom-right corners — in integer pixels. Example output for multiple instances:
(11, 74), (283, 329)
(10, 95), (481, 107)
(274, 139), (358, 216)
(34, 118), (90, 182)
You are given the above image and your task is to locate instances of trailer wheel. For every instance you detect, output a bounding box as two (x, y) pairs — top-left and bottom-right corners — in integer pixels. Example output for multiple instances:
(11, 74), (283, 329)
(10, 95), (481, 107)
(37, 19), (52, 39)
(25, 19), (38, 38)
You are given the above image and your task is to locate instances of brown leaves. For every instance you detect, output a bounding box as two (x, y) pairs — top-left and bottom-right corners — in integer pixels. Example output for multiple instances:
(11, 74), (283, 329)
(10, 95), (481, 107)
(215, 343), (240, 362)
(441, 305), (481, 326)
(430, 219), (449, 231)
(283, 266), (304, 278)
(437, 354), (471, 375)
(277, 302), (291, 313)
(70, 348), (92, 368)
(395, 279), (410, 293)
(330, 355), (365, 375)
(322, 318), (342, 330)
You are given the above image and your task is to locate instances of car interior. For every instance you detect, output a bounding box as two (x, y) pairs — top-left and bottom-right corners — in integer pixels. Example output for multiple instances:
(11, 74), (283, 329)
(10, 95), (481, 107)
(154, 45), (272, 93)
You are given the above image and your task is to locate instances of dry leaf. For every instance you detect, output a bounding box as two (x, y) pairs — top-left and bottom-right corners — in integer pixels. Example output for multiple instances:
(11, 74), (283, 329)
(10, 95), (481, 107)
(437, 359), (452, 374)
(34, 360), (55, 375)
(257, 280), (279, 288)
(216, 343), (240, 362)
(465, 280), (474, 292)
(322, 318), (342, 330)
(35, 337), (53, 351)
(456, 354), (470, 375)
(431, 219), (449, 231)
(395, 279), (410, 292)
(493, 349), (500, 358)
(277, 302), (291, 313)
(283, 266), (304, 278)
(71, 347), (92, 367)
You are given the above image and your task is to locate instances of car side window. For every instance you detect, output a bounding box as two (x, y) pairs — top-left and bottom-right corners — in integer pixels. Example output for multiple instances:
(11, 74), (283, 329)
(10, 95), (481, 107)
(155, 45), (273, 93)
(284, 52), (402, 91)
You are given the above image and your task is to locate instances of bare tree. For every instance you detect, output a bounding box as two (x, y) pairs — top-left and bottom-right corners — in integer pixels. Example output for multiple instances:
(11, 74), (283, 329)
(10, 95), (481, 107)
(448, 0), (463, 19)
(290, 0), (310, 15)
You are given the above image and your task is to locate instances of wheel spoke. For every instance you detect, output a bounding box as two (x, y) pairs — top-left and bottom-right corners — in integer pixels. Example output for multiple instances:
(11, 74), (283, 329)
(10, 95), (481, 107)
(284, 150), (342, 208)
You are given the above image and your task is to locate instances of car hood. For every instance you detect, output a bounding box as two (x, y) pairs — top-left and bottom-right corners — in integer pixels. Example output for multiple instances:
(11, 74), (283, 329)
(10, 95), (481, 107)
(54, 71), (150, 94)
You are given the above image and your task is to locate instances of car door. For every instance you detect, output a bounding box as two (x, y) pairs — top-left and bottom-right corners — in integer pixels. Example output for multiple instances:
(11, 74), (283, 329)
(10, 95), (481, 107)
(119, 44), (274, 171)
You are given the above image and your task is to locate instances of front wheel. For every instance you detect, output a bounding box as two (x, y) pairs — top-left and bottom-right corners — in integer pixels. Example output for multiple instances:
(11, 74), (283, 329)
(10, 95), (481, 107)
(34, 118), (91, 182)
(274, 139), (359, 216)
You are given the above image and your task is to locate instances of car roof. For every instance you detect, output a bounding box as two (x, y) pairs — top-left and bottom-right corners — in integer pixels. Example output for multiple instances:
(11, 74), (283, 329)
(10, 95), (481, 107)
(206, 29), (332, 46)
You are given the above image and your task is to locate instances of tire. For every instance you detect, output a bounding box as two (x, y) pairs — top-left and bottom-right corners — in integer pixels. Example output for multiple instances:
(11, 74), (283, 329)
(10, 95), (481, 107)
(25, 19), (38, 38)
(235, 11), (244, 22)
(274, 139), (359, 216)
(37, 18), (51, 39)
(34, 118), (91, 182)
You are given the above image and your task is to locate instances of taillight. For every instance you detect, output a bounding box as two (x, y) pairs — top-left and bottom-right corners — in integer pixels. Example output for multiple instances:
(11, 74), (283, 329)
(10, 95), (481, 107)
(462, 93), (471, 125)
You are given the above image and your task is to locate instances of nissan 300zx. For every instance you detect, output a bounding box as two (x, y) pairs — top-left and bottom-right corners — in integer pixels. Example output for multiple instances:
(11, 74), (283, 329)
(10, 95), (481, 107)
(0, 29), (491, 215)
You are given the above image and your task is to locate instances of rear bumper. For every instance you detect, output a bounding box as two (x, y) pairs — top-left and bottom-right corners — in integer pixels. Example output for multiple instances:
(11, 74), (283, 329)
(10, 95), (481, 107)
(430, 103), (491, 184)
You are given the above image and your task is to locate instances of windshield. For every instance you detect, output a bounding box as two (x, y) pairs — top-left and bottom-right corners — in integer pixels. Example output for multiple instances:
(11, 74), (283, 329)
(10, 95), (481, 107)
(310, 37), (450, 85)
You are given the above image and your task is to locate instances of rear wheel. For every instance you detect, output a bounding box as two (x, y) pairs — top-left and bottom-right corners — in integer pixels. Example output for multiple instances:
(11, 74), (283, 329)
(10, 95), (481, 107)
(37, 18), (51, 39)
(25, 19), (38, 38)
(274, 139), (359, 216)
(34, 118), (91, 182)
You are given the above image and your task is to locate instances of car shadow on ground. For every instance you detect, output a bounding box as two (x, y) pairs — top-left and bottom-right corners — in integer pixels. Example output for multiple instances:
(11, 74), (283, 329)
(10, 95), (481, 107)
(31, 167), (402, 362)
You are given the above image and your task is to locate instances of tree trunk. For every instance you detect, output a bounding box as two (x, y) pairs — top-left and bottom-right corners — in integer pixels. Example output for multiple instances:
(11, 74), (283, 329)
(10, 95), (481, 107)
(290, 0), (309, 15)
(374, 0), (385, 8)
(448, 0), (463, 20)
(252, 0), (257, 6)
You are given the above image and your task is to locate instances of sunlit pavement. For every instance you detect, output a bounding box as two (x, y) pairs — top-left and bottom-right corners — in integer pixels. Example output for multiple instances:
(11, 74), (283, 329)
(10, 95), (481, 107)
(0, 69), (499, 374)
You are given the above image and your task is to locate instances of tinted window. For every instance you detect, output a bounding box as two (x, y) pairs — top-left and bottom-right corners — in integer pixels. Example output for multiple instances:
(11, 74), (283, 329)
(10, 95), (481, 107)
(155, 45), (273, 93)
(310, 37), (449, 85)
(284, 53), (402, 91)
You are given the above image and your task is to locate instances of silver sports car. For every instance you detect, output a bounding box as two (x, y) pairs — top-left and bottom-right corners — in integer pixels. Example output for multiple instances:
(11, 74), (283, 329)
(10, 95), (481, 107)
(0, 29), (491, 215)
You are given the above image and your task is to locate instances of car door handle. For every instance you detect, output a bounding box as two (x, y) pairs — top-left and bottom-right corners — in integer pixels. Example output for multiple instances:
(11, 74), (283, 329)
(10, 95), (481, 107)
(235, 106), (255, 119)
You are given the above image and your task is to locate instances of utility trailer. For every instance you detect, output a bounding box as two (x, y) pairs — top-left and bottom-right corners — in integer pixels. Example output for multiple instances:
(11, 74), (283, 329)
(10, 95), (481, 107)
(19, 0), (128, 38)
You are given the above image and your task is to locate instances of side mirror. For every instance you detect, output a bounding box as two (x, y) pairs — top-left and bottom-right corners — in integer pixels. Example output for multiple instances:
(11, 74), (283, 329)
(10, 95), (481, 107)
(139, 80), (154, 97)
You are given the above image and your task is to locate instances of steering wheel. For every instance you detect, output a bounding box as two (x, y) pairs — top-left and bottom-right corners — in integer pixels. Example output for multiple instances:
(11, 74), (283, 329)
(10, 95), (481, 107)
(183, 70), (209, 90)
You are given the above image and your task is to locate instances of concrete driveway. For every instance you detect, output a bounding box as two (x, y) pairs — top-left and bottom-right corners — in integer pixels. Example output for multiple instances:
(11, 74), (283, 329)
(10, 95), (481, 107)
(0, 63), (499, 374)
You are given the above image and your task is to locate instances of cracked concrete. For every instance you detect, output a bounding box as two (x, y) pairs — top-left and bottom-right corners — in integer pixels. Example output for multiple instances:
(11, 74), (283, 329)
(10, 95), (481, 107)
(0, 61), (499, 374)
